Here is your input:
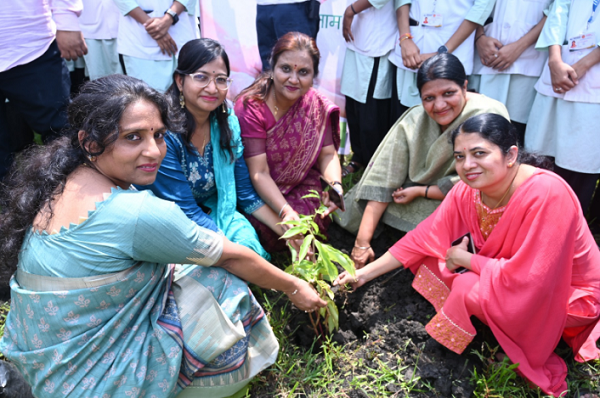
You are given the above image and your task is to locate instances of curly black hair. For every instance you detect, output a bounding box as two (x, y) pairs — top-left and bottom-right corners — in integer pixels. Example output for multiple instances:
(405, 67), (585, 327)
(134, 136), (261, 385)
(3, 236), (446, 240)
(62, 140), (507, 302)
(0, 75), (182, 284)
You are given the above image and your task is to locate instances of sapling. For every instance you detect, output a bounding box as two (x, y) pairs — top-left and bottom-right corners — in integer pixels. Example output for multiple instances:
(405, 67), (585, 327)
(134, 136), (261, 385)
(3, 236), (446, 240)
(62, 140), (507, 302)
(280, 190), (356, 335)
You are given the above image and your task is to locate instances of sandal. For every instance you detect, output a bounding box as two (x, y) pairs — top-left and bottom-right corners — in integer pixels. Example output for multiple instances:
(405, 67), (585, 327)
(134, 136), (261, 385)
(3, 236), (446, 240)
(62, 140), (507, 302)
(342, 161), (362, 178)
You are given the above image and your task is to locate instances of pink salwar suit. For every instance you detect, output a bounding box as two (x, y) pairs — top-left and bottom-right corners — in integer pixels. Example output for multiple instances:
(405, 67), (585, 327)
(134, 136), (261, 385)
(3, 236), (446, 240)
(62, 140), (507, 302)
(389, 169), (600, 396)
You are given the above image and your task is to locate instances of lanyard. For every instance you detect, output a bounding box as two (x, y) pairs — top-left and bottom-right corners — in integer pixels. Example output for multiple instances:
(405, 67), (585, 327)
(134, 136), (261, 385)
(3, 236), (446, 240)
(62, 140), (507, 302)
(589, 0), (600, 24)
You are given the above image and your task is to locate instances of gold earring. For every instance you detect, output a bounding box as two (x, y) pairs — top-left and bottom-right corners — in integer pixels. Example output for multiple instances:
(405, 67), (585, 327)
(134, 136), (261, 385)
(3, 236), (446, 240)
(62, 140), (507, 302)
(179, 93), (185, 109)
(88, 154), (97, 162)
(222, 103), (227, 113)
(508, 163), (514, 168)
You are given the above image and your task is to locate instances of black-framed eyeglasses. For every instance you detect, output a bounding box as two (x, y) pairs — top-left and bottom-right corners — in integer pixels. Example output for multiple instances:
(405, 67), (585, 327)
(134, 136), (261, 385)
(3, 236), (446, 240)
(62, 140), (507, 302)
(188, 73), (232, 90)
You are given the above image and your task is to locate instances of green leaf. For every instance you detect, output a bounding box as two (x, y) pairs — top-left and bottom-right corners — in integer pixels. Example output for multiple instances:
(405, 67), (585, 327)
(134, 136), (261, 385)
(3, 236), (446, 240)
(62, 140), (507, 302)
(287, 243), (298, 263)
(298, 235), (313, 261)
(301, 192), (320, 200)
(280, 226), (308, 239)
(278, 220), (302, 227)
(327, 300), (340, 332)
(309, 221), (320, 235)
(325, 246), (356, 277)
(317, 280), (334, 300)
(314, 240), (337, 282)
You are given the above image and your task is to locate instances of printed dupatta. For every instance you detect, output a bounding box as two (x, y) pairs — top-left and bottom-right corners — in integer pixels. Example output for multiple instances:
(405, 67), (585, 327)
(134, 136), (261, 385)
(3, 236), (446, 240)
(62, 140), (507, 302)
(265, 88), (340, 195)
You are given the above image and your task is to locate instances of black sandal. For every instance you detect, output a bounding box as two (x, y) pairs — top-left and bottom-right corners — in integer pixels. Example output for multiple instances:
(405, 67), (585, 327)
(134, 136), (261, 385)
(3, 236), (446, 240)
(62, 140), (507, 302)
(342, 161), (362, 177)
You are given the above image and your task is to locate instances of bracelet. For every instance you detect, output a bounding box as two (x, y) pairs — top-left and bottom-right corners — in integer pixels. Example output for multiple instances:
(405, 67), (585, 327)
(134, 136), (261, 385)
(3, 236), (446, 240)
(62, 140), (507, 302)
(424, 185), (431, 199)
(354, 245), (371, 250)
(474, 34), (485, 43)
(399, 33), (414, 45)
(278, 202), (290, 218)
(350, 3), (357, 14)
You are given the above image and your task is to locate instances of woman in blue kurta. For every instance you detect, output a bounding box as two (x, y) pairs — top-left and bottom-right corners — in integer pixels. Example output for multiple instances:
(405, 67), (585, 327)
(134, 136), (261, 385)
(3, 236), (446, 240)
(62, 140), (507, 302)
(0, 75), (326, 398)
(139, 39), (285, 259)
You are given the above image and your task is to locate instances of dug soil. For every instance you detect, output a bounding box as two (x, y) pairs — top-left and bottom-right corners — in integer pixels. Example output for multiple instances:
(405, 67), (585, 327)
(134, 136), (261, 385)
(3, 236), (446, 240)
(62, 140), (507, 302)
(253, 223), (599, 398)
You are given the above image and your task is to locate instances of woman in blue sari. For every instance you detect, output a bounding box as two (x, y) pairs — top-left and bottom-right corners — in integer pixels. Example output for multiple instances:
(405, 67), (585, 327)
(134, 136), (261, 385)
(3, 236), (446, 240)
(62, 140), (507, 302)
(0, 75), (325, 397)
(138, 39), (285, 259)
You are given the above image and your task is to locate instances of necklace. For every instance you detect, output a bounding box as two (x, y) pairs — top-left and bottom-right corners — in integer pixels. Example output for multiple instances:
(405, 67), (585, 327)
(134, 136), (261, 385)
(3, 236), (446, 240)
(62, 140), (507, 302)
(483, 164), (520, 210)
(271, 89), (282, 117)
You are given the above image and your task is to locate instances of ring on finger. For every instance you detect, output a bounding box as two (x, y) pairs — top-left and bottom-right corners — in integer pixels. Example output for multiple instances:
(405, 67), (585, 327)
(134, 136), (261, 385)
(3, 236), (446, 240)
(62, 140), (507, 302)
(494, 53), (498, 58)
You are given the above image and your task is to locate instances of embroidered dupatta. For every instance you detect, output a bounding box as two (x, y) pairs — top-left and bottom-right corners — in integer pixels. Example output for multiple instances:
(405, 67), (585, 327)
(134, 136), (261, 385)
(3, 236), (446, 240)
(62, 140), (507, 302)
(264, 88), (340, 195)
(389, 170), (600, 397)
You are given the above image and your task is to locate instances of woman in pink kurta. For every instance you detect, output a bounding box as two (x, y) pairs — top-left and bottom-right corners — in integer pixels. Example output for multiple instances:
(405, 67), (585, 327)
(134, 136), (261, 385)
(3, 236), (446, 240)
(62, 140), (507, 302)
(336, 113), (600, 397)
(235, 32), (342, 252)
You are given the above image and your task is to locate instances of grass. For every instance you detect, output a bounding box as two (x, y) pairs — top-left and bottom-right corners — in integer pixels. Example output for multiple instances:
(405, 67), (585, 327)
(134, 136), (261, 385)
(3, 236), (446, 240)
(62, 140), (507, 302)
(249, 289), (432, 397)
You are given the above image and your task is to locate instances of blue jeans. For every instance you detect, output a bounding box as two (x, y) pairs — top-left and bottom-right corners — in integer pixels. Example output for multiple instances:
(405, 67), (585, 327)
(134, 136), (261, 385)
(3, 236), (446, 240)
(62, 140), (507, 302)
(0, 41), (70, 180)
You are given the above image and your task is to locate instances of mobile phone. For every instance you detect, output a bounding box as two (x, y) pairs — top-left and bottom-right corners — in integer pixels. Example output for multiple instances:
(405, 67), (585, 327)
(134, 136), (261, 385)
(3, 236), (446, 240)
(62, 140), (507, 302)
(319, 176), (345, 212)
(451, 232), (476, 274)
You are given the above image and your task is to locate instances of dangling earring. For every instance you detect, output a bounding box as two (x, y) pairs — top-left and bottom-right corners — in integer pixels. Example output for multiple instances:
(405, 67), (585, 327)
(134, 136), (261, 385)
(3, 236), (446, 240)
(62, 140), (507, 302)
(222, 103), (227, 113)
(88, 154), (97, 162)
(270, 74), (274, 80)
(179, 93), (185, 109)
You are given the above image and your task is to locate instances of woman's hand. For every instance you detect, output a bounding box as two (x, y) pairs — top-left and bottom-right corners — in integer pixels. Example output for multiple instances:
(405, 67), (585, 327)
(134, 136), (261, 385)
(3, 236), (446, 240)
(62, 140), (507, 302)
(549, 58), (578, 92)
(476, 35), (503, 66)
(286, 279), (327, 312)
(351, 245), (375, 269)
(572, 57), (593, 82)
(445, 237), (473, 272)
(320, 190), (340, 218)
(334, 268), (368, 290)
(156, 33), (178, 56)
(342, 6), (355, 42)
(280, 207), (300, 231)
(400, 39), (422, 69)
(392, 186), (421, 204)
(419, 52), (436, 65)
(487, 41), (524, 71)
(144, 16), (172, 40)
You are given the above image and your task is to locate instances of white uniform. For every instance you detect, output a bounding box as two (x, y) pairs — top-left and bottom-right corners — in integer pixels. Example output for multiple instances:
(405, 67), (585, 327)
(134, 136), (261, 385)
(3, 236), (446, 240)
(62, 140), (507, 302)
(468, 0), (552, 123)
(388, 0), (495, 107)
(113, 0), (199, 92)
(525, 0), (600, 173)
(80, 0), (123, 80)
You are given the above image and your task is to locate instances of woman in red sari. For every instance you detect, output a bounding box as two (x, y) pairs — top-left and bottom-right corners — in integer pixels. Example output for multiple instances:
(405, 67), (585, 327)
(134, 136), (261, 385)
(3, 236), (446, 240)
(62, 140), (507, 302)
(234, 32), (342, 252)
(335, 113), (600, 396)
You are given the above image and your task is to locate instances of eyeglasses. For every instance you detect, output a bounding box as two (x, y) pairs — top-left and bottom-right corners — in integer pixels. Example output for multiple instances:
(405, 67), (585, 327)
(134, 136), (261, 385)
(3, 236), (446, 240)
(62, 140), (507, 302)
(188, 73), (232, 90)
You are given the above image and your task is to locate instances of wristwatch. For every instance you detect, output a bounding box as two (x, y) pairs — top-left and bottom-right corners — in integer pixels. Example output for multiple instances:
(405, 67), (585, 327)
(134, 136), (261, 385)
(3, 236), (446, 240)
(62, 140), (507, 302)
(165, 9), (179, 25)
(437, 45), (448, 54)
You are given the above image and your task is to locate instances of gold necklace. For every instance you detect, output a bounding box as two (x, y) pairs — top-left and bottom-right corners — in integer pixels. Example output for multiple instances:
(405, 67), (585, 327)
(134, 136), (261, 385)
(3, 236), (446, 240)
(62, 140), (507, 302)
(483, 165), (520, 210)
(271, 90), (281, 117)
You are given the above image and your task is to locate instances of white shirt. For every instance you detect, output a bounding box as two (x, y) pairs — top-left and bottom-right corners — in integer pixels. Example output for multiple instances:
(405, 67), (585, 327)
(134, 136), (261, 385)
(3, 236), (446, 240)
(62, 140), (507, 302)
(79, 0), (120, 40)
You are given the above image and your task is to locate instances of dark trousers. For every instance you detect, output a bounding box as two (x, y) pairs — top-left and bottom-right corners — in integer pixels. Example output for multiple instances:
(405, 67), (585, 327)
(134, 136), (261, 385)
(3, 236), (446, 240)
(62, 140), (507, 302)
(554, 165), (600, 214)
(0, 41), (70, 180)
(345, 58), (407, 166)
(256, 1), (320, 71)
